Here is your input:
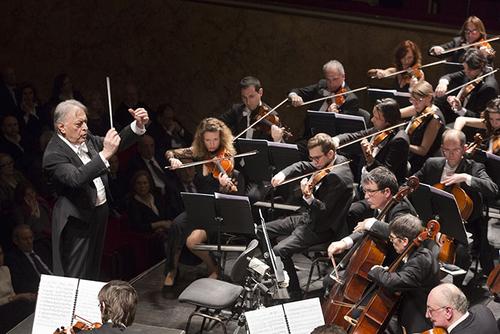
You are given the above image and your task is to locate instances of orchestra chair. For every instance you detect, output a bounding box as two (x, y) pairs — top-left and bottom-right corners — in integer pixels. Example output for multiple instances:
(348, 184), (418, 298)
(178, 239), (259, 334)
(303, 242), (331, 298)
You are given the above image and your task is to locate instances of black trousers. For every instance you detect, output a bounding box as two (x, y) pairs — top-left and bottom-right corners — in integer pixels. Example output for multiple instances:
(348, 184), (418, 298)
(61, 203), (108, 280)
(258, 214), (334, 294)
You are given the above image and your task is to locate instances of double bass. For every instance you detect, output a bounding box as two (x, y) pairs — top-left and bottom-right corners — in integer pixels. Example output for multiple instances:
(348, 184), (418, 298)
(323, 176), (419, 328)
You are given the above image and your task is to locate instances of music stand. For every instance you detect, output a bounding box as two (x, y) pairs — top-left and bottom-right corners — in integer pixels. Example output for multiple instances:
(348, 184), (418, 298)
(409, 182), (468, 245)
(472, 150), (500, 184)
(181, 192), (257, 273)
(236, 138), (273, 182)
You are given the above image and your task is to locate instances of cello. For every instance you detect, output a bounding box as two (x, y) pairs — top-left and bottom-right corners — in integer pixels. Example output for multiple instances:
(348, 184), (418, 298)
(348, 220), (440, 334)
(322, 176), (420, 328)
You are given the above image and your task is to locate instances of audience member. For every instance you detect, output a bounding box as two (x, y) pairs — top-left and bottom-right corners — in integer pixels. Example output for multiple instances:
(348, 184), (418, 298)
(0, 152), (30, 214)
(0, 66), (18, 116)
(148, 103), (192, 154)
(0, 114), (31, 171)
(0, 244), (36, 334)
(16, 83), (45, 150)
(5, 224), (52, 294)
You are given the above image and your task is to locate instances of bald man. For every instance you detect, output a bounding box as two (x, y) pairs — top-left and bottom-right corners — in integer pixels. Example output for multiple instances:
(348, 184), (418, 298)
(426, 283), (498, 333)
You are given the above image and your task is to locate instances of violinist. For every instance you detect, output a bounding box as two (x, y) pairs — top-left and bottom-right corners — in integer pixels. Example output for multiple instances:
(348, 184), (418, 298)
(413, 129), (498, 278)
(401, 81), (445, 174)
(434, 48), (499, 124)
(218, 76), (285, 142)
(288, 60), (369, 138)
(426, 283), (498, 334)
(367, 214), (440, 334)
(260, 133), (354, 300)
(429, 16), (495, 66)
(333, 98), (409, 184)
(328, 167), (416, 258)
(368, 40), (425, 91)
(165, 118), (243, 283)
(454, 97), (500, 155)
(55, 280), (138, 333)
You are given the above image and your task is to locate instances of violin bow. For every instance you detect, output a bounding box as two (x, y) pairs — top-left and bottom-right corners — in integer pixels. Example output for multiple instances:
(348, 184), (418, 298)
(273, 160), (351, 187)
(441, 35), (500, 55)
(444, 68), (499, 95)
(165, 150), (258, 170)
(376, 60), (447, 79)
(300, 86), (369, 107)
(106, 76), (114, 129)
(233, 97), (289, 142)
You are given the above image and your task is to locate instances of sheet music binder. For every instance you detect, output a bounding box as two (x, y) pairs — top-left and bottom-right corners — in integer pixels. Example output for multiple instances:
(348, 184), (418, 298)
(367, 87), (411, 108)
(409, 182), (468, 244)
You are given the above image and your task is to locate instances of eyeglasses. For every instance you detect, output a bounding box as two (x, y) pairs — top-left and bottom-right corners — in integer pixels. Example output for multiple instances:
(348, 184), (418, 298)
(426, 305), (448, 315)
(464, 29), (479, 34)
(363, 188), (382, 195)
(441, 147), (463, 155)
(309, 155), (325, 162)
(409, 96), (425, 103)
(388, 234), (402, 243)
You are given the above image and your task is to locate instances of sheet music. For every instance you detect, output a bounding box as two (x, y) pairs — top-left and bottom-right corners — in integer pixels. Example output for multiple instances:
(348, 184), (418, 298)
(245, 305), (289, 334)
(267, 141), (299, 150)
(283, 298), (324, 334)
(74, 279), (107, 324)
(254, 201), (301, 212)
(32, 275), (79, 334)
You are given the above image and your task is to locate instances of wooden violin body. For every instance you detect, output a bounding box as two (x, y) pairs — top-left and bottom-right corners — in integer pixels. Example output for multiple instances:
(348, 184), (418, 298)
(206, 149), (238, 192)
(253, 105), (292, 139)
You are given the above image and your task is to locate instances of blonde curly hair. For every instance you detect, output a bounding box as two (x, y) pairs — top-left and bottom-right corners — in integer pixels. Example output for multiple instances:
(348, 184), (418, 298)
(192, 118), (236, 158)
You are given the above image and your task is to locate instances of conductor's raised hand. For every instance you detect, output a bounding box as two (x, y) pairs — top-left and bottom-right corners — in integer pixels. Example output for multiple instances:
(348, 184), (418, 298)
(129, 108), (149, 128)
(101, 128), (121, 160)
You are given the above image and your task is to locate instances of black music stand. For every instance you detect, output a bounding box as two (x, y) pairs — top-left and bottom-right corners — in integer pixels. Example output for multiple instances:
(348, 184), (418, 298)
(472, 150), (500, 184)
(409, 182), (468, 245)
(307, 110), (366, 158)
(181, 192), (256, 273)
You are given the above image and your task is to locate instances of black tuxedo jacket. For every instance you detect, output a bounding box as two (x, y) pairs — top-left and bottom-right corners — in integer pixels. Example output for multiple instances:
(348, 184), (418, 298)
(279, 155), (353, 237)
(413, 157), (498, 221)
(449, 304), (498, 334)
(218, 102), (276, 141)
(337, 128), (410, 183)
(42, 126), (140, 275)
(368, 245), (440, 333)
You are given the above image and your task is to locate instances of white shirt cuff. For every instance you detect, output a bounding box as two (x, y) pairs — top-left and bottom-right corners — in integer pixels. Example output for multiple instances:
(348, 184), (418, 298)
(288, 92), (298, 98)
(364, 217), (377, 230)
(303, 194), (314, 205)
(99, 152), (110, 168)
(465, 174), (472, 186)
(341, 237), (354, 249)
(131, 120), (147, 135)
(454, 107), (466, 116)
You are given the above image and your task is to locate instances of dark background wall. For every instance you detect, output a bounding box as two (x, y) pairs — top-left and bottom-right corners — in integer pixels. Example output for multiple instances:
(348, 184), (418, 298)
(1, 0), (498, 136)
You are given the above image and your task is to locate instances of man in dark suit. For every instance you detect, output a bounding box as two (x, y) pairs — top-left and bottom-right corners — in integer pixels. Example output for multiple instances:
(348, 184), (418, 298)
(435, 48), (499, 124)
(5, 224), (52, 294)
(0, 66), (18, 117)
(334, 98), (409, 184)
(413, 129), (498, 276)
(426, 282), (498, 333)
(42, 99), (148, 279)
(289, 60), (370, 138)
(219, 76), (285, 142)
(260, 133), (354, 298)
(368, 214), (440, 333)
(327, 166), (417, 258)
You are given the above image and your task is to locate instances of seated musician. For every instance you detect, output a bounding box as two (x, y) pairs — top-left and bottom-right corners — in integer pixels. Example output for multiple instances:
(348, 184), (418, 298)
(400, 80), (445, 174)
(454, 97), (500, 156)
(288, 60), (369, 138)
(426, 282), (498, 333)
(429, 16), (495, 66)
(218, 76), (285, 142)
(367, 214), (440, 334)
(262, 133), (354, 299)
(327, 166), (416, 261)
(56, 280), (138, 333)
(413, 129), (498, 277)
(368, 40), (425, 91)
(165, 118), (243, 285)
(333, 98), (409, 184)
(435, 48), (499, 124)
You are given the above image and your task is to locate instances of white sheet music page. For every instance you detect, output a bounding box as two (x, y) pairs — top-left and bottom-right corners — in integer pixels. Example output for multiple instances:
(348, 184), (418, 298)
(32, 275), (79, 334)
(74, 279), (107, 324)
(283, 297), (325, 334)
(245, 304), (289, 334)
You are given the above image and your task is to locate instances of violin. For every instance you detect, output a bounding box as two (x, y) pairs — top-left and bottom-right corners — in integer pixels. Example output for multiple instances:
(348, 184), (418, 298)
(54, 315), (102, 333)
(304, 166), (331, 197)
(406, 108), (435, 136)
(492, 135), (500, 155)
(421, 328), (448, 334)
(372, 130), (392, 147)
(400, 64), (424, 87)
(465, 133), (484, 155)
(206, 149), (238, 192)
(253, 105), (292, 139)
